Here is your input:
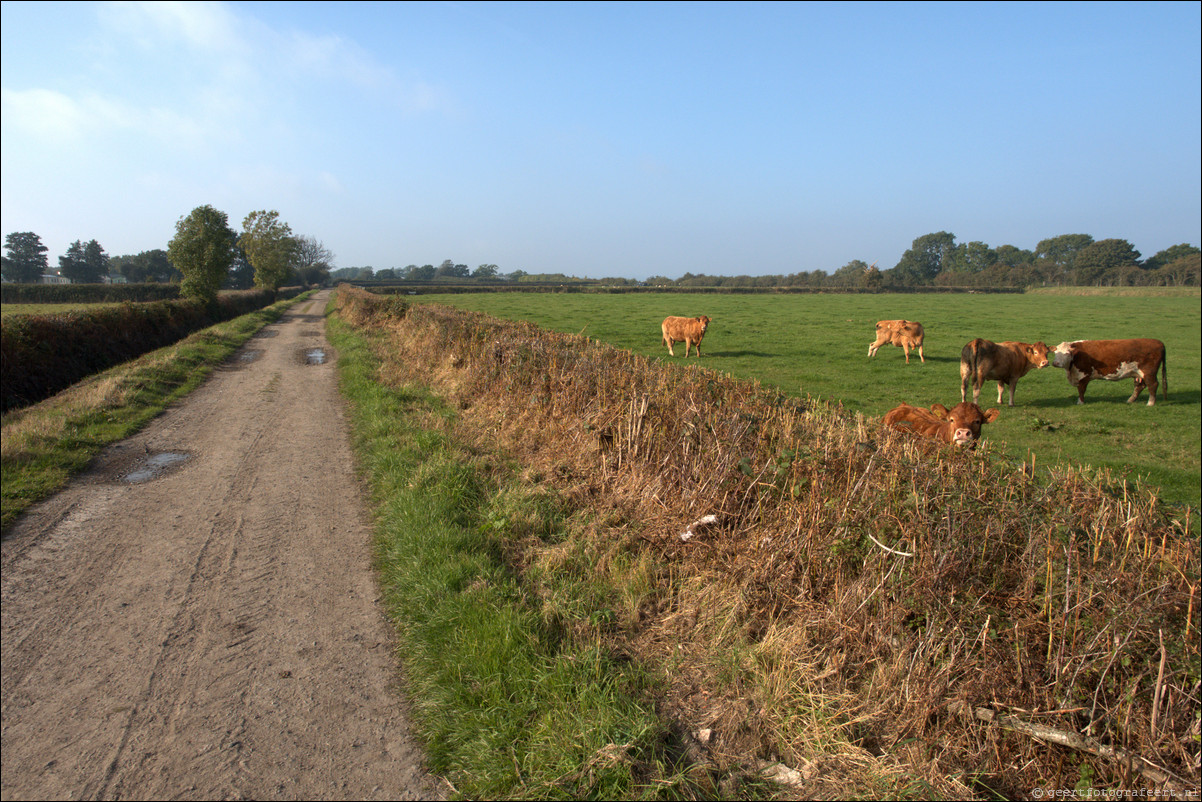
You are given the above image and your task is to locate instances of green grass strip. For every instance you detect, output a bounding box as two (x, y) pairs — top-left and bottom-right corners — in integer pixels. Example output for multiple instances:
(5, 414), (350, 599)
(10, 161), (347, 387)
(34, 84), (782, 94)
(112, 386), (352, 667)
(1, 292), (313, 532)
(327, 311), (716, 800)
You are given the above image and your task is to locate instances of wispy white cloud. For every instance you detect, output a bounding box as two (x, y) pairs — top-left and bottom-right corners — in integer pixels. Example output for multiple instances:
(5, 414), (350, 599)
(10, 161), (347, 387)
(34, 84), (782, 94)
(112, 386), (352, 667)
(99, 1), (244, 55)
(1, 88), (91, 142)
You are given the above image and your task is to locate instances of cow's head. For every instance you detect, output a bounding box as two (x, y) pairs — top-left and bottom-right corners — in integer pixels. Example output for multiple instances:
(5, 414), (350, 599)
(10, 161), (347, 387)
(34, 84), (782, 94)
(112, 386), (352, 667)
(1027, 342), (1051, 368)
(697, 315), (711, 331)
(1051, 341), (1078, 369)
(932, 402), (1000, 448)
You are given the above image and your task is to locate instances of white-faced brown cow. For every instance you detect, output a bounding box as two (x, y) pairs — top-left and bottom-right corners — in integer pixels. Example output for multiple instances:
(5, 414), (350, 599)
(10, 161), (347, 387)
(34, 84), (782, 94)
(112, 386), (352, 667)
(1051, 339), (1167, 406)
(883, 402), (1000, 449)
(959, 338), (1051, 406)
(661, 315), (711, 358)
(868, 319), (925, 363)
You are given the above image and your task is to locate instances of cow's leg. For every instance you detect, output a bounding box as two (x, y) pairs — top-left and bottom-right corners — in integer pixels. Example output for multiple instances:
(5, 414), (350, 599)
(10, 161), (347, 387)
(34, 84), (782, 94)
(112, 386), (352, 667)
(694, 340), (702, 358)
(666, 338), (675, 356)
(1076, 379), (1089, 404)
(1145, 374), (1158, 405)
(867, 343), (877, 358)
(918, 344), (924, 363)
(1128, 378), (1146, 404)
(1006, 380), (1018, 407)
(903, 344), (910, 363)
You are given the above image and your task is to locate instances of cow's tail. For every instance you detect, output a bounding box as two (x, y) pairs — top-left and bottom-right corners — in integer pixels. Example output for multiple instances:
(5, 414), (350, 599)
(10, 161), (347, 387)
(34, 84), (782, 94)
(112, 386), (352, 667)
(959, 339), (982, 400)
(1161, 344), (1168, 399)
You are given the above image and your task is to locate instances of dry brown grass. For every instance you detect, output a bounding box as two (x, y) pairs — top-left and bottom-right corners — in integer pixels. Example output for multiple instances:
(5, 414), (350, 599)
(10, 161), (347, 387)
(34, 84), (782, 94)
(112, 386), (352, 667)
(336, 285), (1200, 796)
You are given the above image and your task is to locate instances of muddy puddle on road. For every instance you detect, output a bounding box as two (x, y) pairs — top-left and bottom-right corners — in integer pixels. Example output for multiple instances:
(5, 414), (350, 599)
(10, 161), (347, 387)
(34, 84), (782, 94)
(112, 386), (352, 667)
(122, 452), (192, 484)
(299, 347), (328, 365)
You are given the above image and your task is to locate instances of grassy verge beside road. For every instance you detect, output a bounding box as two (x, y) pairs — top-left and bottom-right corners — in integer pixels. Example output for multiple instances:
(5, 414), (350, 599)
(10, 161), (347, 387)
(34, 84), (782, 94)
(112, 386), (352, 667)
(1, 292), (312, 532)
(326, 302), (726, 799)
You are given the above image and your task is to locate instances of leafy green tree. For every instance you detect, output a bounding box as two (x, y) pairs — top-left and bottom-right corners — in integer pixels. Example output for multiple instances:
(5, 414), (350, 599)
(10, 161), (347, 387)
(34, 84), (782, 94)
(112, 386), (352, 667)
(994, 244), (1036, 268)
(2, 231), (49, 283)
(224, 239), (255, 289)
(59, 239), (109, 283)
(891, 232), (957, 285)
(472, 264), (499, 279)
(435, 259), (470, 278)
(1035, 234), (1093, 283)
(168, 205), (237, 302)
(946, 241), (997, 273)
(1154, 252), (1200, 286)
(831, 259), (870, 287)
(239, 210), (297, 290)
(409, 264), (436, 280)
(1073, 238), (1141, 284)
(111, 249), (176, 283)
(1142, 243), (1199, 272)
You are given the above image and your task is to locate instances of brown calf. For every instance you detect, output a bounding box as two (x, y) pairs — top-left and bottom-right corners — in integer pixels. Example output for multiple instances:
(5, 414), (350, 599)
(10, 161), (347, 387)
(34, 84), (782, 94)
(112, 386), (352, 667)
(959, 338), (1051, 406)
(883, 402), (1000, 449)
(1051, 339), (1167, 405)
(868, 319), (925, 363)
(661, 315), (711, 357)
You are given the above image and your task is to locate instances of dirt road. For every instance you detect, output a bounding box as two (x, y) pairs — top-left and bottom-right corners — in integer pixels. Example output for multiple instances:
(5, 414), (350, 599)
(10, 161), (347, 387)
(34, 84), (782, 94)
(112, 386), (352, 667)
(1, 290), (443, 800)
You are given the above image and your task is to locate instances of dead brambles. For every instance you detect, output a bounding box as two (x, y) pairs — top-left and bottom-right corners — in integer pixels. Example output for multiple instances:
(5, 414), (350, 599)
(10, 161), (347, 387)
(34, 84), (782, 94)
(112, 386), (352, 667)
(334, 287), (1200, 797)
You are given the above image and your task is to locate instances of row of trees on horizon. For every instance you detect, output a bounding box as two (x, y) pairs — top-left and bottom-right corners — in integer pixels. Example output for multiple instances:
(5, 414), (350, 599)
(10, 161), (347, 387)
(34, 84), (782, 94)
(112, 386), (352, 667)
(5, 222), (1199, 292)
(2, 207), (333, 299)
(334, 232), (1199, 289)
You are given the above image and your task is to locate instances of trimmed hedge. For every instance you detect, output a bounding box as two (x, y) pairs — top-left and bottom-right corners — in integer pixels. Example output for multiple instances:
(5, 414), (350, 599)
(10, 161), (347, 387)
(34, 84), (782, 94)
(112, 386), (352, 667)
(1, 282), (182, 304)
(1, 290), (278, 411)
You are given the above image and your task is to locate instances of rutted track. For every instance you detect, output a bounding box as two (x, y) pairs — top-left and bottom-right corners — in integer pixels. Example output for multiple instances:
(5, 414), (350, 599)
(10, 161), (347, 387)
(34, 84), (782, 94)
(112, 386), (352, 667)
(1, 290), (442, 800)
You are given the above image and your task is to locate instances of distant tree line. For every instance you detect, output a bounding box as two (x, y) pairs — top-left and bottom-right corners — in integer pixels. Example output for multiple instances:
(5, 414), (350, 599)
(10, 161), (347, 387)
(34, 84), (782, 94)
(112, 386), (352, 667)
(332, 233), (1198, 290)
(3, 207), (334, 303)
(8, 227), (1197, 295)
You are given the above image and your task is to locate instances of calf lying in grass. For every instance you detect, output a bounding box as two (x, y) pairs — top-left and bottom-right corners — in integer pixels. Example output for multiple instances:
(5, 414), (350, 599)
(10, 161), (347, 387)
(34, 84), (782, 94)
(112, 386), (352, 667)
(883, 402), (1000, 448)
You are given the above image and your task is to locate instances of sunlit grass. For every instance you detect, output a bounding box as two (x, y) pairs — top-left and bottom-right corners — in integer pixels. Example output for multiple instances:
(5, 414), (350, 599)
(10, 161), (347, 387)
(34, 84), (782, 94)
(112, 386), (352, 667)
(327, 305), (713, 799)
(414, 290), (1201, 510)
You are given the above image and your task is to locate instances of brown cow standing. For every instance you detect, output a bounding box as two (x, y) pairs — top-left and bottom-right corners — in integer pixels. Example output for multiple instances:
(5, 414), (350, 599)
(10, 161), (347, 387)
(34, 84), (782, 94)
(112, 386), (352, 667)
(1051, 339), (1167, 405)
(868, 319), (925, 363)
(883, 402), (1000, 449)
(959, 338), (1051, 406)
(661, 315), (711, 357)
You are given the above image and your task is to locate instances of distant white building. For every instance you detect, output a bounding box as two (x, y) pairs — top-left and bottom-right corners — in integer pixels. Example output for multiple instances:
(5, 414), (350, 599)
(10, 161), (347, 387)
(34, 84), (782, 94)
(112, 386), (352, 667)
(42, 274), (69, 284)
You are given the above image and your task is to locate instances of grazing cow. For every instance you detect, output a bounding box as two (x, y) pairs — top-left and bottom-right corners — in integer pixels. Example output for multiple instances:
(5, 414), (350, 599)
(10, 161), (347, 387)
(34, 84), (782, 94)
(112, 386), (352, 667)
(868, 319), (925, 363)
(1051, 339), (1167, 406)
(959, 338), (1051, 406)
(883, 402), (1000, 449)
(661, 315), (711, 358)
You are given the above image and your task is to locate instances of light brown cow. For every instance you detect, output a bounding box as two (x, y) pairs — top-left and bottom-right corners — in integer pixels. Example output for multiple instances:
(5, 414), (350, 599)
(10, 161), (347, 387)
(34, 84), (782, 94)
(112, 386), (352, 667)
(868, 319), (925, 363)
(661, 315), (711, 357)
(959, 338), (1051, 406)
(883, 402), (1000, 449)
(1051, 339), (1167, 405)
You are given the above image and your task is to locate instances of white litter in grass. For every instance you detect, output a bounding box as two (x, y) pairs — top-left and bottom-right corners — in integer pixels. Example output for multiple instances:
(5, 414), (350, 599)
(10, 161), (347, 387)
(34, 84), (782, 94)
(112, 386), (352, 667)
(680, 514), (719, 541)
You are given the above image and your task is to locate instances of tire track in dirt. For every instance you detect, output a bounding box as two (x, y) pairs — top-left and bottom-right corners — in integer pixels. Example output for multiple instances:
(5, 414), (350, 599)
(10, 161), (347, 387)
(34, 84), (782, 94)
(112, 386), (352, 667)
(2, 291), (442, 801)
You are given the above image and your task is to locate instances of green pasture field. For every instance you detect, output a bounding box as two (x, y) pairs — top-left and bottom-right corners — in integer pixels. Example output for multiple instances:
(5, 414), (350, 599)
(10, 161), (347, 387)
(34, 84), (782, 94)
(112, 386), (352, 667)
(415, 290), (1202, 512)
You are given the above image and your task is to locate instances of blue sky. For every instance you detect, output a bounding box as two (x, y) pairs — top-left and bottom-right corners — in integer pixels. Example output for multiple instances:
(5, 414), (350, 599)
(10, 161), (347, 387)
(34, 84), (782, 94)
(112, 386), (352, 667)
(2, 1), (1199, 279)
